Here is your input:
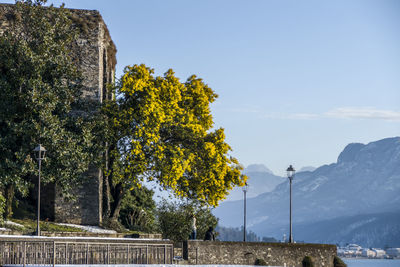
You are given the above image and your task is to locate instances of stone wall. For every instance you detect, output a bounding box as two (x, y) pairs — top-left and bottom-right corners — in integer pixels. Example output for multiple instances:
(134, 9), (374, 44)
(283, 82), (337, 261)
(51, 7), (115, 225)
(54, 168), (103, 225)
(0, 3), (116, 226)
(183, 240), (337, 267)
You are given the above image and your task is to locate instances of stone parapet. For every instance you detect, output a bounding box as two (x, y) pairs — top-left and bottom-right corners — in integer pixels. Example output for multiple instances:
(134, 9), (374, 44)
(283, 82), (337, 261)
(183, 240), (337, 267)
(0, 234), (168, 244)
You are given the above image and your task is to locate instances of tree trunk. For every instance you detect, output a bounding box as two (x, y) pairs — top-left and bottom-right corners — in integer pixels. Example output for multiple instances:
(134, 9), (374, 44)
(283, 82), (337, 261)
(110, 182), (124, 221)
(103, 142), (113, 219)
(4, 184), (14, 219)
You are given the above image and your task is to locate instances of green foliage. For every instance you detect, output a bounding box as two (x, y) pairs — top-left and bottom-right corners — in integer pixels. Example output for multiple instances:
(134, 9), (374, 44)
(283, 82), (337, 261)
(302, 256), (314, 267)
(102, 217), (127, 233)
(333, 256), (347, 267)
(216, 225), (263, 242)
(262, 236), (279, 242)
(102, 64), (246, 222)
(119, 186), (156, 232)
(254, 258), (267, 266)
(4, 219), (83, 234)
(156, 200), (218, 241)
(0, 0), (97, 216)
(0, 193), (5, 223)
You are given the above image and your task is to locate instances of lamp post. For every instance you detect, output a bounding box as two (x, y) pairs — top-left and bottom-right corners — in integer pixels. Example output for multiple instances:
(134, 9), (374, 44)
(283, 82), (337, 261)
(243, 182), (248, 242)
(286, 165), (295, 243)
(33, 144), (46, 236)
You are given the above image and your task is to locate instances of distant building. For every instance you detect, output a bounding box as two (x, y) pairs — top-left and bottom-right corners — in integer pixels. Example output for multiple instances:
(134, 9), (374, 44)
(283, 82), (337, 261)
(361, 248), (376, 258)
(386, 248), (400, 258)
(337, 244), (363, 257)
(347, 244), (362, 251)
(371, 249), (386, 258)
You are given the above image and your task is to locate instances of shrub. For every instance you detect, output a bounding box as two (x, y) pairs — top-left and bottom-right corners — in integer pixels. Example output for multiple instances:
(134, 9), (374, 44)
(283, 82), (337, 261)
(333, 255), (347, 267)
(156, 200), (218, 241)
(302, 256), (314, 267)
(0, 193), (5, 223)
(119, 186), (156, 232)
(254, 258), (267, 266)
(102, 218), (127, 233)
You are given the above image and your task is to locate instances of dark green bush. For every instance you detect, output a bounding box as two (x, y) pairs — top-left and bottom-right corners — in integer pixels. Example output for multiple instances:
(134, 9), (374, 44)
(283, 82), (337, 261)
(333, 255), (347, 267)
(254, 258), (267, 266)
(302, 256), (314, 267)
(0, 193), (5, 224)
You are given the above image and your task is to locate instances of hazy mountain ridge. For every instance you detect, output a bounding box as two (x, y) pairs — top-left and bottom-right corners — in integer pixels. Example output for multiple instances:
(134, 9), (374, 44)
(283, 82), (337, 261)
(299, 166), (316, 172)
(294, 212), (400, 247)
(224, 164), (284, 201)
(244, 164), (274, 174)
(214, 137), (400, 246)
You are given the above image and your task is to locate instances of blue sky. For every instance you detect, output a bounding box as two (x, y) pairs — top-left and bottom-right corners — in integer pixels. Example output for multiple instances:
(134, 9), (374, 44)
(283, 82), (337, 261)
(3, 0), (399, 176)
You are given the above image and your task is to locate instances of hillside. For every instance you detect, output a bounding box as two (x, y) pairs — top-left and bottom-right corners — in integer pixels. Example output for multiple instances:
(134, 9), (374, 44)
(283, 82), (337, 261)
(214, 137), (400, 246)
(294, 212), (400, 247)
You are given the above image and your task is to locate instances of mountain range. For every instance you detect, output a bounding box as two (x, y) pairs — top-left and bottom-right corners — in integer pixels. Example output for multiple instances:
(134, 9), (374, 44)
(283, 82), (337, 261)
(224, 164), (283, 201)
(214, 137), (400, 247)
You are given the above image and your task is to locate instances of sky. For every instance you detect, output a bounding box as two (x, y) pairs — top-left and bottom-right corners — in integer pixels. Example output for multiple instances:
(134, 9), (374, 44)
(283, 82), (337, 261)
(2, 0), (399, 176)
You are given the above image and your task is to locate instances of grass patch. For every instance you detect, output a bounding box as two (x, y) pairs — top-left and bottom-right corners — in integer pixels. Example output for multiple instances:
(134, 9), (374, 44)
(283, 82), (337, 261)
(5, 219), (84, 234)
(1, 219), (147, 236)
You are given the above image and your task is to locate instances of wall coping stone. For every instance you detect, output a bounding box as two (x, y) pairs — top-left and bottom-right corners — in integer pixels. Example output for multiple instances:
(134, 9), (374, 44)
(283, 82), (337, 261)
(0, 234), (172, 244)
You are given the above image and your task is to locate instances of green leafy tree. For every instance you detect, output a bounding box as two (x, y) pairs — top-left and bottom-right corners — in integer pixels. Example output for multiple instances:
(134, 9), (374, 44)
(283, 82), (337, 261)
(333, 256), (347, 267)
(102, 64), (246, 222)
(302, 256), (314, 267)
(119, 185), (156, 232)
(156, 200), (218, 241)
(0, 0), (96, 218)
(215, 225), (264, 242)
(0, 193), (5, 224)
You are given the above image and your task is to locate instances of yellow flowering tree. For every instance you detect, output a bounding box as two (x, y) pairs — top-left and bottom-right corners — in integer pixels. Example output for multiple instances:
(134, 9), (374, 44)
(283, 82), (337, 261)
(103, 64), (246, 222)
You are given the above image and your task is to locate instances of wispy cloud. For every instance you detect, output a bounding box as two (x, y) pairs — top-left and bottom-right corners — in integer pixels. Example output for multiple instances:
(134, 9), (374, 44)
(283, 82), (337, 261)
(288, 113), (321, 120)
(263, 112), (320, 120)
(222, 106), (400, 122)
(262, 107), (400, 122)
(226, 107), (261, 114)
(325, 107), (400, 121)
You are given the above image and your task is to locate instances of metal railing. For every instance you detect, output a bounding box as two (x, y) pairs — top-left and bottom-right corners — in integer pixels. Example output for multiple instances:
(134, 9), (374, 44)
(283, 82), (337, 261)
(0, 241), (173, 265)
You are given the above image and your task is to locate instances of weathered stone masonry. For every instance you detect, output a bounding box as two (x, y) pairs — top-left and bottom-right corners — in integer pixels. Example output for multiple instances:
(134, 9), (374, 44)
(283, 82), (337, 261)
(183, 240), (337, 267)
(0, 3), (116, 225)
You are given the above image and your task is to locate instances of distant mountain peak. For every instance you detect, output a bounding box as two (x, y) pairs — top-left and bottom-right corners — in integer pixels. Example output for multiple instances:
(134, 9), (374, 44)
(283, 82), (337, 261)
(244, 164), (273, 174)
(337, 137), (400, 164)
(337, 143), (364, 163)
(299, 166), (316, 172)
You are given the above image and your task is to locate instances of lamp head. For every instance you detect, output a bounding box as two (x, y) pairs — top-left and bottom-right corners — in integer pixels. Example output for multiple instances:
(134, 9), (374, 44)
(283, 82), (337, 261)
(286, 165), (295, 179)
(242, 182), (249, 193)
(34, 144), (46, 160)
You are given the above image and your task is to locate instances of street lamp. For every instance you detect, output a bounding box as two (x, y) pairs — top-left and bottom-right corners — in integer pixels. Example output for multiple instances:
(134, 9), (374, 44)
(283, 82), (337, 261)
(243, 182), (249, 242)
(33, 144), (46, 236)
(286, 165), (295, 243)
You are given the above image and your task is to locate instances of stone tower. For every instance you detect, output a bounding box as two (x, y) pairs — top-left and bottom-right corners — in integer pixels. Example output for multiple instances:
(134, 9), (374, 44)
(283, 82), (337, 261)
(0, 4), (116, 225)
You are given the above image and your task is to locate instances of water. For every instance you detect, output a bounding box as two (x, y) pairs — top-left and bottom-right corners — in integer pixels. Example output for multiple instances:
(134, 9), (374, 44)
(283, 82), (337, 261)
(344, 259), (400, 267)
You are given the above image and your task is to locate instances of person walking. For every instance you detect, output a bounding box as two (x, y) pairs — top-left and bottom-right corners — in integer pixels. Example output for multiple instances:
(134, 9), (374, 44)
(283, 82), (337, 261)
(204, 226), (215, 241)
